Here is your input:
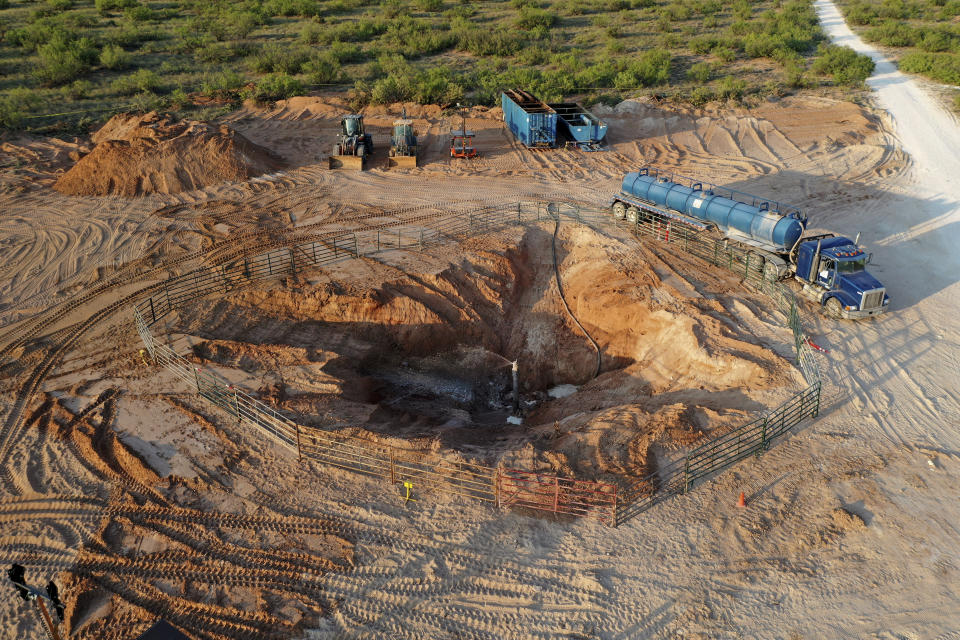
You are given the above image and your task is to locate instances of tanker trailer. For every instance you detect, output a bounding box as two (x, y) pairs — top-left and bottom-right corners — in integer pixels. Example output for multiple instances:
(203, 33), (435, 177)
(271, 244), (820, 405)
(610, 167), (889, 318)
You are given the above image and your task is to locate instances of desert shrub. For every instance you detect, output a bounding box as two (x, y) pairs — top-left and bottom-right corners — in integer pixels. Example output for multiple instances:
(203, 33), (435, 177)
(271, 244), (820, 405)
(455, 26), (524, 56)
(845, 1), (878, 26)
(312, 18), (386, 44)
(64, 78), (93, 99)
(111, 67), (161, 95)
(614, 48), (670, 89)
(34, 35), (97, 86)
(380, 15), (456, 58)
(263, 0), (322, 17)
(99, 43), (130, 69)
(898, 51), (960, 85)
(864, 20), (919, 47)
(0, 88), (43, 129)
(716, 75), (746, 101)
(304, 52), (342, 84)
(123, 4), (158, 22)
(194, 41), (247, 63)
(47, 0), (74, 11)
(918, 29), (956, 53)
(415, 0), (443, 11)
(95, 0), (137, 13)
(248, 73), (304, 103)
(784, 60), (810, 88)
(249, 44), (311, 74)
(686, 61), (712, 83)
(687, 85), (713, 106)
(812, 44), (875, 85)
(200, 70), (246, 100)
(516, 6), (557, 30)
(714, 46), (737, 63)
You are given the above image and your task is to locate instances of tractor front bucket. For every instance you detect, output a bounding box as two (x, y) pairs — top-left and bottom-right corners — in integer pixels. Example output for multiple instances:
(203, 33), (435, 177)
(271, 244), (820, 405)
(387, 155), (417, 168)
(329, 155), (364, 170)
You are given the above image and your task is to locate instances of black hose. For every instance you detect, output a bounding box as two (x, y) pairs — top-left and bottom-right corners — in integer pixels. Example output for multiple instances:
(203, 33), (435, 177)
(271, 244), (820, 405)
(551, 212), (602, 380)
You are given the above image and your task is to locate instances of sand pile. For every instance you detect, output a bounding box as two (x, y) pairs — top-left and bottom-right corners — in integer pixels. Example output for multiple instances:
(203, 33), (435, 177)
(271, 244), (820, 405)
(53, 112), (285, 197)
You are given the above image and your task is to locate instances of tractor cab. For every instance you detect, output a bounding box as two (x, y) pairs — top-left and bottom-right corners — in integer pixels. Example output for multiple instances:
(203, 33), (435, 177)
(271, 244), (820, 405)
(342, 115), (364, 137)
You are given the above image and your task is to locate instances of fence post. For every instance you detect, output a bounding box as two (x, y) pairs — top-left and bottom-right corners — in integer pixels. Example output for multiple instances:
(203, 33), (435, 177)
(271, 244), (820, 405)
(295, 422), (302, 462)
(759, 415), (768, 454)
(744, 253), (750, 279)
(683, 457), (690, 494)
(149, 296), (156, 324)
(494, 467), (501, 509)
(553, 475), (560, 513)
(267, 252), (273, 275)
(610, 485), (618, 528)
(813, 382), (821, 417)
(334, 238), (338, 258)
(390, 452), (396, 484)
(419, 229), (423, 251)
(377, 230), (380, 253)
(221, 265), (229, 293)
(193, 367), (201, 395)
(232, 386), (240, 423)
(289, 248), (296, 274)
(354, 235), (359, 257)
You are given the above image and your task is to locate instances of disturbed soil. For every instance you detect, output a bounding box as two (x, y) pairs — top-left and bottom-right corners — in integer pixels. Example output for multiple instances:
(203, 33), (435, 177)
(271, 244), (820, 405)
(5, 78), (958, 640)
(170, 223), (800, 482)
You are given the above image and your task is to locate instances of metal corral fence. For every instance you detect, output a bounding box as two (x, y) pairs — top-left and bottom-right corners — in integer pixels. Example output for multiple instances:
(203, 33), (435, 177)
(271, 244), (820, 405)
(133, 200), (821, 527)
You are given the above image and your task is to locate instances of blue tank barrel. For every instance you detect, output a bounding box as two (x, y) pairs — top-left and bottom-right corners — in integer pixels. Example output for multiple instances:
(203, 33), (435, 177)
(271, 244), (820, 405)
(620, 170), (805, 252)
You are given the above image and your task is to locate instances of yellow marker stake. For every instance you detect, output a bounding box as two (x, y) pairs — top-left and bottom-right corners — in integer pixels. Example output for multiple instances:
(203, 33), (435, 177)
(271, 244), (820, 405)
(138, 349), (150, 366)
(403, 481), (415, 503)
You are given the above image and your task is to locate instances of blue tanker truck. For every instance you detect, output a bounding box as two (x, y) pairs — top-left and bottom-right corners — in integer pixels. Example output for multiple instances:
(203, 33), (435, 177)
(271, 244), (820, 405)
(611, 167), (889, 319)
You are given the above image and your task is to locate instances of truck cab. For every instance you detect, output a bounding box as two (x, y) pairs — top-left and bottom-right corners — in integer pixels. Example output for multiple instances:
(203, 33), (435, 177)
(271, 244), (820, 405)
(794, 235), (889, 318)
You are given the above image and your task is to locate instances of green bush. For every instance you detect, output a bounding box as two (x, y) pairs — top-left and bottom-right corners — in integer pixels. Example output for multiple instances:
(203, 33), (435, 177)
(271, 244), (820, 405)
(249, 44), (311, 74)
(64, 79), (94, 99)
(34, 35), (97, 86)
(516, 6), (557, 30)
(304, 52), (342, 84)
(812, 44), (875, 85)
(455, 26), (524, 56)
(614, 48), (671, 89)
(716, 75), (746, 101)
(898, 51), (960, 85)
(124, 4), (159, 22)
(864, 20), (918, 47)
(687, 86), (713, 106)
(686, 61), (712, 83)
(247, 73), (304, 103)
(95, 0), (137, 14)
(415, 0), (443, 11)
(99, 43), (130, 70)
(0, 88), (43, 129)
(200, 70), (247, 100)
(111, 67), (161, 95)
(784, 60), (810, 88)
(47, 0), (74, 11)
(845, 1), (878, 26)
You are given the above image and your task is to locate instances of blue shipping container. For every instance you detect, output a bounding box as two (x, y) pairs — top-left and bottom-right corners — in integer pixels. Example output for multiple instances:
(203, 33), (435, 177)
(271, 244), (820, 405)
(548, 102), (607, 144)
(502, 89), (557, 148)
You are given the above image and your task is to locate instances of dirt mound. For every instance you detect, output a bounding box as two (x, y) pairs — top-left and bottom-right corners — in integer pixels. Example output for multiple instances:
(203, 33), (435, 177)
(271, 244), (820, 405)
(53, 112), (285, 197)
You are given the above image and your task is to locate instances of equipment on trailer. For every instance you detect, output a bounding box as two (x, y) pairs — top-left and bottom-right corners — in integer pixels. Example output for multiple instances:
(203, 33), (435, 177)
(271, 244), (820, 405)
(610, 167), (889, 319)
(388, 117), (417, 168)
(548, 102), (607, 150)
(329, 114), (373, 170)
(501, 89), (557, 148)
(449, 102), (478, 158)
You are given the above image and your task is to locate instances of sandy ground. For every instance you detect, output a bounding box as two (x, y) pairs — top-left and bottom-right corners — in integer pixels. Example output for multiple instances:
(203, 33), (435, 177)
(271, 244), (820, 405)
(2, 10), (960, 635)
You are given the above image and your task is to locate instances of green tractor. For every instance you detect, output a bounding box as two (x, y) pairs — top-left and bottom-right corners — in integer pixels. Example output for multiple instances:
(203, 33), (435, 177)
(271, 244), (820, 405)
(388, 117), (417, 168)
(329, 114), (373, 169)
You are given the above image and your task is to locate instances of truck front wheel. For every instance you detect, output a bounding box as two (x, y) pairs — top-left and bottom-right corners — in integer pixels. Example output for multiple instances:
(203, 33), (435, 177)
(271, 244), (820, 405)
(825, 297), (843, 318)
(612, 201), (626, 220)
(626, 206), (639, 223)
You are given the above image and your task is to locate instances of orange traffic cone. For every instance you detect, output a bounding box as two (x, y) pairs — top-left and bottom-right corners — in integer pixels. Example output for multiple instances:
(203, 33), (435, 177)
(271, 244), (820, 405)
(737, 491), (746, 508)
